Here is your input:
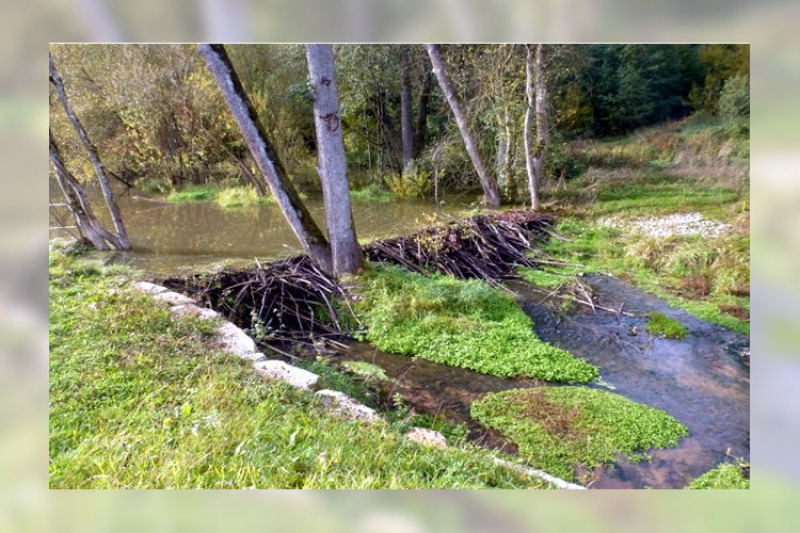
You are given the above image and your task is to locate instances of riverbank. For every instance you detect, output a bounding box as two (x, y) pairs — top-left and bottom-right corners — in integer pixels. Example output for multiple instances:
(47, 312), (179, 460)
(49, 248), (559, 489)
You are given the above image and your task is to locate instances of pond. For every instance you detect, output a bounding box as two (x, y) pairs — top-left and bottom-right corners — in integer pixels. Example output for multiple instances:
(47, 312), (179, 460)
(49, 179), (477, 275)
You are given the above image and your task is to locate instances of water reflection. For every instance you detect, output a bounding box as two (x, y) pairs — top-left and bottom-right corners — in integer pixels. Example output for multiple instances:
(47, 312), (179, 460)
(49, 179), (476, 275)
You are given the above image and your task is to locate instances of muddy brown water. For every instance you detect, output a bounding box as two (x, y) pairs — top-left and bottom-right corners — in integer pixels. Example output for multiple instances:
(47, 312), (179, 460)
(49, 179), (476, 275)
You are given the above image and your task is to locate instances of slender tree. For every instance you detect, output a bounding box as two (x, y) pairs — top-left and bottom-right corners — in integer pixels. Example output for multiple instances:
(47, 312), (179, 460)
(426, 44), (501, 208)
(413, 68), (432, 160)
(400, 45), (414, 173)
(198, 44), (333, 273)
(306, 44), (364, 276)
(49, 130), (124, 250)
(49, 51), (130, 249)
(524, 44), (549, 211)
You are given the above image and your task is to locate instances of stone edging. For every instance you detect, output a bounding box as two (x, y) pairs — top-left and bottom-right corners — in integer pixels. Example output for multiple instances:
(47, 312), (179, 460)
(131, 280), (584, 490)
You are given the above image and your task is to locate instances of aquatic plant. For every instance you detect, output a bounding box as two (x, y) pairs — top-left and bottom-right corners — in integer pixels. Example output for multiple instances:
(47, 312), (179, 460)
(350, 265), (597, 382)
(471, 387), (689, 482)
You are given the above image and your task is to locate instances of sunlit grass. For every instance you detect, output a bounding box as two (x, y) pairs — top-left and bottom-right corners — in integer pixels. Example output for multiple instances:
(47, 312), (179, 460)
(471, 387), (688, 482)
(49, 252), (549, 489)
(349, 265), (597, 382)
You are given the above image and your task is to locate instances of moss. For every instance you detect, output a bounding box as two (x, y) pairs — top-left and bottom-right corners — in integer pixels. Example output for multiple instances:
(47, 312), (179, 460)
(687, 462), (750, 489)
(350, 265), (597, 382)
(646, 312), (689, 339)
(471, 387), (688, 482)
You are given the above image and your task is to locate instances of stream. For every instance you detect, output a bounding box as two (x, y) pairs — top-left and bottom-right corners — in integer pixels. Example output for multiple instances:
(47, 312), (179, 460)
(50, 181), (750, 489)
(331, 276), (749, 489)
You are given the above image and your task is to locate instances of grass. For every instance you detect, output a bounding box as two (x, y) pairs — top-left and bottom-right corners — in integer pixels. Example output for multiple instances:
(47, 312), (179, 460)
(471, 387), (689, 483)
(646, 312), (689, 339)
(349, 185), (395, 203)
(166, 184), (308, 210)
(534, 218), (750, 335)
(535, 117), (750, 336)
(167, 184), (218, 203)
(349, 265), (597, 382)
(687, 462), (750, 489)
(49, 251), (552, 489)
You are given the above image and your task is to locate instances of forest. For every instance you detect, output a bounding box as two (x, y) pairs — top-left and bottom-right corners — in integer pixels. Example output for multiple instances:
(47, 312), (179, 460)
(49, 43), (750, 490)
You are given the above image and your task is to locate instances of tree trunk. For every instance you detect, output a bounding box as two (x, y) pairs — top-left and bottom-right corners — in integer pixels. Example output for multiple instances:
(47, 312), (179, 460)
(524, 45), (540, 211)
(49, 130), (123, 250)
(533, 44), (549, 204)
(400, 46), (414, 174)
(199, 44), (333, 273)
(49, 52), (131, 249)
(426, 44), (500, 208)
(306, 44), (364, 276)
(413, 70), (432, 159)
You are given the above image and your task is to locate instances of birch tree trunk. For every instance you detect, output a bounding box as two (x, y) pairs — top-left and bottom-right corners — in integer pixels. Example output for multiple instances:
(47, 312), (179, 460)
(49, 52), (131, 249)
(400, 45), (414, 174)
(306, 44), (364, 276)
(426, 44), (501, 208)
(533, 44), (549, 204)
(524, 44), (548, 211)
(199, 44), (333, 273)
(49, 130), (123, 250)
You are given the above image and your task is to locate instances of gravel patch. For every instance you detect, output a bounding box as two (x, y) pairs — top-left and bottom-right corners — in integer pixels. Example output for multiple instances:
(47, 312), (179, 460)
(599, 212), (730, 239)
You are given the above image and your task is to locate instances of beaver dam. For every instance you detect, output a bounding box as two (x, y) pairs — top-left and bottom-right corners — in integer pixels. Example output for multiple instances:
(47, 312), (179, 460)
(163, 211), (749, 489)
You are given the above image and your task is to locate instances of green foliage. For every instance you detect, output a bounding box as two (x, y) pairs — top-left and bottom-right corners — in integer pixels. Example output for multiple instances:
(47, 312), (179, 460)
(517, 267), (580, 289)
(385, 166), (433, 199)
(646, 312), (689, 339)
(717, 75), (750, 120)
(167, 184), (218, 203)
(349, 265), (597, 382)
(538, 217), (749, 335)
(339, 361), (389, 383)
(216, 186), (262, 209)
(49, 252), (549, 489)
(471, 387), (688, 482)
(349, 184), (395, 203)
(687, 462), (750, 489)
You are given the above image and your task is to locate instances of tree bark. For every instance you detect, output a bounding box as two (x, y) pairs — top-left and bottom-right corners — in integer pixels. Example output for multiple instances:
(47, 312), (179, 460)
(306, 44), (364, 276)
(49, 52), (131, 249)
(533, 44), (549, 204)
(49, 130), (123, 250)
(426, 44), (501, 208)
(199, 44), (333, 273)
(525, 46), (540, 211)
(413, 69), (432, 159)
(400, 45), (414, 173)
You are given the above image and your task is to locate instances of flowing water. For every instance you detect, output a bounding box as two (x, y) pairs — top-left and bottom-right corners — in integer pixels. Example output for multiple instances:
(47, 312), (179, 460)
(327, 276), (749, 489)
(50, 181), (749, 488)
(517, 275), (750, 488)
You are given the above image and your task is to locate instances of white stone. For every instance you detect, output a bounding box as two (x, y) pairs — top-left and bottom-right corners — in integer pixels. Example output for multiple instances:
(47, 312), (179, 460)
(315, 389), (383, 424)
(132, 281), (169, 294)
(253, 360), (319, 390)
(153, 290), (195, 306)
(406, 427), (449, 449)
(214, 321), (257, 356)
(170, 303), (221, 321)
(491, 457), (586, 490)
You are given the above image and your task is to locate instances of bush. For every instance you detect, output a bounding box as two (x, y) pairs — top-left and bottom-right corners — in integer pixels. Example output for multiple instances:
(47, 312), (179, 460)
(717, 75), (750, 121)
